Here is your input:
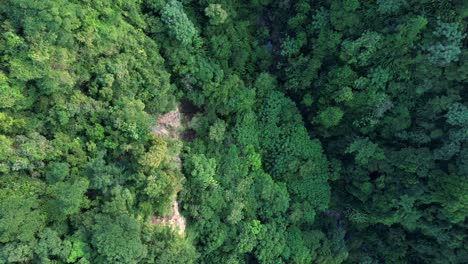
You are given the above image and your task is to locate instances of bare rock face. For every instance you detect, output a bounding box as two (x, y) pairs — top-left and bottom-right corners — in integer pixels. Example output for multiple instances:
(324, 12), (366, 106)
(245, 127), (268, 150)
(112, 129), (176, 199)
(152, 108), (181, 137)
(150, 108), (186, 236)
(151, 200), (186, 236)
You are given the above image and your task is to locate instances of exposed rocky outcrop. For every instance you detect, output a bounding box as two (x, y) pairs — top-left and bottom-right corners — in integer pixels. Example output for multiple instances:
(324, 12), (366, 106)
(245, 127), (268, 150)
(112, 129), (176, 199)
(150, 107), (186, 236)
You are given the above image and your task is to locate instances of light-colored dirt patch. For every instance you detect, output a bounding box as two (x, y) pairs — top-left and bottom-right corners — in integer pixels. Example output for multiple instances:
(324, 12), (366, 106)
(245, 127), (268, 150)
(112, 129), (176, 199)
(150, 107), (186, 236)
(151, 200), (186, 236)
(152, 107), (181, 137)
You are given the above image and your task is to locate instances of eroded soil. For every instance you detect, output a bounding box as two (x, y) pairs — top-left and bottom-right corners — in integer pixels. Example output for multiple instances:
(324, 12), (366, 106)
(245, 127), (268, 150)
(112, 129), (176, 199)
(150, 107), (186, 236)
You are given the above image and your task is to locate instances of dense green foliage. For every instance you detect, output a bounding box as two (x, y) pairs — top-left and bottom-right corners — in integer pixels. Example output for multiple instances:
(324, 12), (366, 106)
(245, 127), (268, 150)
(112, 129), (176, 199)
(0, 1), (194, 263)
(0, 0), (466, 263)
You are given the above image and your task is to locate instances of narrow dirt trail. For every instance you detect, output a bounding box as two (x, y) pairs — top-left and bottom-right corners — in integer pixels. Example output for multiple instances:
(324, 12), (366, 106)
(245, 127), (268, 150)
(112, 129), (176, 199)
(150, 107), (186, 236)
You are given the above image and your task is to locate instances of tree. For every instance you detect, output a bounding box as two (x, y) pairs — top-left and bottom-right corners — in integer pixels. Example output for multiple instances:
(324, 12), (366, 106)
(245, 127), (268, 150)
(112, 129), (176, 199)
(205, 4), (228, 25)
(139, 136), (168, 170)
(317, 106), (344, 128)
(64, 236), (89, 263)
(345, 138), (385, 166)
(91, 214), (147, 263)
(46, 178), (89, 221)
(84, 152), (123, 193)
(161, 0), (197, 46)
(376, 0), (406, 14)
(340, 32), (383, 66)
(0, 195), (45, 243)
(0, 70), (24, 109)
(185, 154), (218, 189)
(208, 119), (226, 143)
(446, 102), (468, 126)
(431, 173), (468, 224)
(0, 242), (34, 263)
(427, 21), (465, 66)
(34, 228), (68, 261)
(330, 0), (361, 31)
(110, 97), (152, 142)
(254, 223), (286, 263)
(45, 162), (70, 184)
(143, 225), (198, 263)
(0, 135), (13, 173)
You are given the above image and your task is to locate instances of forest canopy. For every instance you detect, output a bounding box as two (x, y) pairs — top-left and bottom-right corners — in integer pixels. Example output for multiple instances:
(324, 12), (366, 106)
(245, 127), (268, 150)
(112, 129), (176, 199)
(0, 0), (467, 263)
